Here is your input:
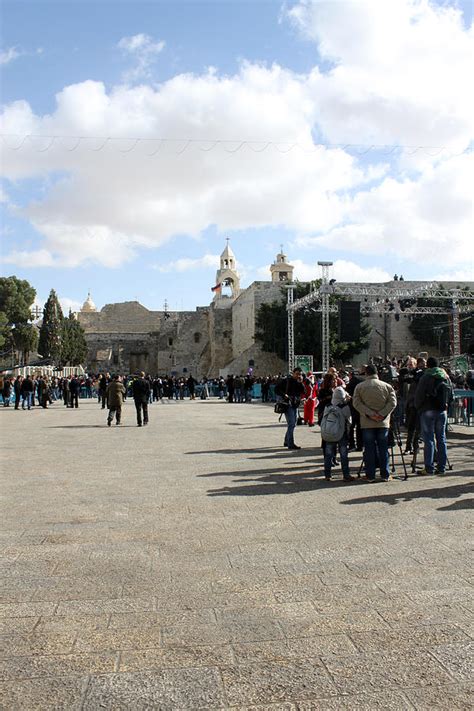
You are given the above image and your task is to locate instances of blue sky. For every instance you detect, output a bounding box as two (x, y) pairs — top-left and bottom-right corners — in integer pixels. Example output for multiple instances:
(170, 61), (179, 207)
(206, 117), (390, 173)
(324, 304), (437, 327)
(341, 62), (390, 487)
(1, 0), (472, 313)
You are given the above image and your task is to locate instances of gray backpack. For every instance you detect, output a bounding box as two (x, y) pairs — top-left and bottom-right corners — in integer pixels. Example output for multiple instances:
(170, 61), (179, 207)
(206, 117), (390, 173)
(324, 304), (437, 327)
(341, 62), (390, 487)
(320, 404), (346, 442)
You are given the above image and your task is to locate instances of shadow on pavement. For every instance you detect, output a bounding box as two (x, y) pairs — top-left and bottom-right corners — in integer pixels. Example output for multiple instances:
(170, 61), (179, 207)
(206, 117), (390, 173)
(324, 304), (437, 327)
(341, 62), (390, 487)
(206, 471), (371, 497)
(340, 481), (473, 507)
(47, 424), (137, 429)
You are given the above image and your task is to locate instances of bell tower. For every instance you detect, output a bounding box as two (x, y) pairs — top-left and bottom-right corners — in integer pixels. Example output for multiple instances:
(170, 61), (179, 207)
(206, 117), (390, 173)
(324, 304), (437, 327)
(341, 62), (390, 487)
(213, 239), (240, 302)
(270, 246), (294, 283)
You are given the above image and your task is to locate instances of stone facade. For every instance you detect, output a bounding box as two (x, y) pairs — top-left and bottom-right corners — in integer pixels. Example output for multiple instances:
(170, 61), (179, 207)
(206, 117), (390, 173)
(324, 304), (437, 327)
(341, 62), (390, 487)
(77, 246), (473, 376)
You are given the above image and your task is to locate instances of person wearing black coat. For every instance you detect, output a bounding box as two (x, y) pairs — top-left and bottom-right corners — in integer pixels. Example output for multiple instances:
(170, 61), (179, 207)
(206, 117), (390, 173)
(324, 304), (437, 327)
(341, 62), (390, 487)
(275, 368), (305, 450)
(14, 376), (22, 409)
(69, 376), (80, 408)
(132, 372), (151, 426)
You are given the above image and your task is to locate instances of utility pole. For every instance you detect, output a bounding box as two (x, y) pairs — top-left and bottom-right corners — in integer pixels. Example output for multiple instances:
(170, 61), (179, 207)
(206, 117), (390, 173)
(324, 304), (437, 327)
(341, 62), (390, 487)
(286, 283), (295, 372)
(318, 261), (333, 372)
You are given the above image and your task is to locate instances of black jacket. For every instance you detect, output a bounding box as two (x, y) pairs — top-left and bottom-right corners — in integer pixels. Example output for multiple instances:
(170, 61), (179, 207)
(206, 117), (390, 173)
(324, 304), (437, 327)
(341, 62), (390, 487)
(132, 377), (151, 403)
(275, 376), (305, 407)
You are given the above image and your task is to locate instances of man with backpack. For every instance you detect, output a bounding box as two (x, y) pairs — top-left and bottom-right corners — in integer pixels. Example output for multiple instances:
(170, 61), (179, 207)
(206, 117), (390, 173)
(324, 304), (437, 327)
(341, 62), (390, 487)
(352, 364), (397, 482)
(414, 356), (453, 475)
(321, 386), (355, 481)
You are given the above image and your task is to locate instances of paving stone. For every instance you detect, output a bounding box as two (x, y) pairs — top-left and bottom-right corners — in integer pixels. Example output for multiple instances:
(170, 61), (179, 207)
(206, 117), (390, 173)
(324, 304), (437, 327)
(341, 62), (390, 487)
(350, 624), (471, 653)
(430, 641), (474, 681)
(404, 682), (474, 709)
(0, 602), (57, 618)
(0, 651), (117, 681)
(221, 661), (337, 705)
(0, 675), (88, 710)
(83, 667), (226, 709)
(322, 649), (455, 694)
(0, 631), (77, 658)
(280, 610), (389, 638)
(74, 626), (163, 653)
(232, 634), (357, 663)
(296, 689), (413, 709)
(119, 644), (234, 671)
(55, 596), (154, 616)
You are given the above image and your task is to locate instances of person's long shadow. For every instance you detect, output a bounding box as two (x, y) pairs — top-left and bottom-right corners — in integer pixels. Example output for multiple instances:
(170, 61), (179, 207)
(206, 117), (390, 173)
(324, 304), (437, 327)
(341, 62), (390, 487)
(340, 481), (473, 507)
(187, 447), (289, 455)
(198, 464), (318, 479)
(48, 424), (137, 429)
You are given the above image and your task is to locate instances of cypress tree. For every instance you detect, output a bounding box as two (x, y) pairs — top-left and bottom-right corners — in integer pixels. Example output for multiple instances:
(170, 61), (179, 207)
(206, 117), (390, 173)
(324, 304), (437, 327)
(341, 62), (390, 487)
(38, 289), (64, 362)
(61, 313), (88, 366)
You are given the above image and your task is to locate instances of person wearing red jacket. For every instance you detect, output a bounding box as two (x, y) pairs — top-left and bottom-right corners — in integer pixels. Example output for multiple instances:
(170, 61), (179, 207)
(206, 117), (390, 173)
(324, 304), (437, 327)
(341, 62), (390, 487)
(303, 372), (318, 427)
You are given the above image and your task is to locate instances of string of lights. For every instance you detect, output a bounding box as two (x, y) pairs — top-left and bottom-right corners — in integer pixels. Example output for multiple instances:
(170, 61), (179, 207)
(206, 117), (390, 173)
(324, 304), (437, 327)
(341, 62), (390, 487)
(0, 133), (469, 157)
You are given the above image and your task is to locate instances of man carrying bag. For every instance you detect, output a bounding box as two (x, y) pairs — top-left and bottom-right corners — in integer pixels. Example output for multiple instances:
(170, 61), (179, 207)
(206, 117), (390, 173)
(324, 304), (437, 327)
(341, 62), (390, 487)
(275, 368), (305, 450)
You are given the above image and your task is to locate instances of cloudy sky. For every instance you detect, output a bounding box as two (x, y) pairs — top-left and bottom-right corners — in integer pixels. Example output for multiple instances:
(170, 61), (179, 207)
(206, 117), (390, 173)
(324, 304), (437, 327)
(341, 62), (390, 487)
(1, 0), (472, 313)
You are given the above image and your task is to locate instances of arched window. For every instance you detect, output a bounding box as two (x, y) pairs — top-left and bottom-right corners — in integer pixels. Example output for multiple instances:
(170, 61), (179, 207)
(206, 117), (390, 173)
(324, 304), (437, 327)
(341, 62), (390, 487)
(194, 332), (201, 343)
(168, 337), (173, 346)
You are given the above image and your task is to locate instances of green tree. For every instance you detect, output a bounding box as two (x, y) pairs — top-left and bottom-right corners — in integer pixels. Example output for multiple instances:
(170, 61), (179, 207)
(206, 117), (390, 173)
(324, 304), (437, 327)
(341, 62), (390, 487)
(61, 313), (88, 366)
(12, 324), (39, 365)
(38, 289), (64, 361)
(255, 281), (370, 369)
(0, 276), (36, 351)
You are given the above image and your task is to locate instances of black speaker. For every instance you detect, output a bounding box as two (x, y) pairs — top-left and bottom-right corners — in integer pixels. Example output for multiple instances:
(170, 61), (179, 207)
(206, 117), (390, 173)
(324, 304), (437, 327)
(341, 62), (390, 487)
(339, 301), (361, 342)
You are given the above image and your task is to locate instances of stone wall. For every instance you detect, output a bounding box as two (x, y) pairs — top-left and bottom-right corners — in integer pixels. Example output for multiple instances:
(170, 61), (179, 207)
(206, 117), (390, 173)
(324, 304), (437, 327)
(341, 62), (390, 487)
(232, 282), (284, 360)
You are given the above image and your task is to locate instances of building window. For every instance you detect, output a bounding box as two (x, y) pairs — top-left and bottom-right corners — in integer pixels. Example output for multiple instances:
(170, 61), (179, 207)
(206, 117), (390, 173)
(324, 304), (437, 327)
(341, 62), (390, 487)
(168, 337), (173, 346)
(194, 332), (201, 343)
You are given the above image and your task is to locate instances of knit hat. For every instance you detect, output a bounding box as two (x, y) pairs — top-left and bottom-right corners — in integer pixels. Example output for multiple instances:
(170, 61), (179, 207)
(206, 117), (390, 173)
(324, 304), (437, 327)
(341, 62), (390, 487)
(331, 386), (348, 406)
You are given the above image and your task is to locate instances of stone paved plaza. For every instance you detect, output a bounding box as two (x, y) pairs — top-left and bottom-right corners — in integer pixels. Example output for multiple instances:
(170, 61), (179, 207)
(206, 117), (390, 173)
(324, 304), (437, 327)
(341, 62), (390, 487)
(1, 398), (473, 710)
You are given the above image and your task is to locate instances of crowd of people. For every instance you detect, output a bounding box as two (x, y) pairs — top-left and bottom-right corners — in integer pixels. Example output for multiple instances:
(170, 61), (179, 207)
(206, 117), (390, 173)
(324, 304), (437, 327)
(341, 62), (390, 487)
(1, 356), (472, 478)
(275, 356), (472, 481)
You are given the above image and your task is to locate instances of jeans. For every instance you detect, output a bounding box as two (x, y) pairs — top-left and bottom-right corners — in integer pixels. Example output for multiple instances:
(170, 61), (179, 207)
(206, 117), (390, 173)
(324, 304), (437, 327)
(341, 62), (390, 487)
(283, 405), (298, 447)
(22, 393), (32, 409)
(362, 427), (390, 480)
(420, 410), (447, 473)
(324, 434), (350, 478)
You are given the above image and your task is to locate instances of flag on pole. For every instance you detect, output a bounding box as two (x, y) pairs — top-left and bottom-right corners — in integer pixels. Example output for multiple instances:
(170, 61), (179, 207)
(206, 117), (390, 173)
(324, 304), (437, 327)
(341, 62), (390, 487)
(211, 283), (222, 292)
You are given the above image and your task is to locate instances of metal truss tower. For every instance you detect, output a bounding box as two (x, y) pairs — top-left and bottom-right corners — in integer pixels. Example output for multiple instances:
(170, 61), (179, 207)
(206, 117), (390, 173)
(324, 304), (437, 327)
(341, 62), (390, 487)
(286, 283), (295, 372)
(317, 261), (333, 371)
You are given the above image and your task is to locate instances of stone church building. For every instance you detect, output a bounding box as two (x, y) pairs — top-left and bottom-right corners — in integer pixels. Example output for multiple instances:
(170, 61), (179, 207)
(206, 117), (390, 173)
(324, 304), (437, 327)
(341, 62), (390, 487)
(77, 242), (292, 377)
(77, 242), (472, 376)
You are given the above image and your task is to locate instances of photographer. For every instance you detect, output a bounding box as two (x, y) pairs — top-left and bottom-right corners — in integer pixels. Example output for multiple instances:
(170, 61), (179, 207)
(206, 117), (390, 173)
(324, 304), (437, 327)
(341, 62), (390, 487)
(275, 368), (305, 450)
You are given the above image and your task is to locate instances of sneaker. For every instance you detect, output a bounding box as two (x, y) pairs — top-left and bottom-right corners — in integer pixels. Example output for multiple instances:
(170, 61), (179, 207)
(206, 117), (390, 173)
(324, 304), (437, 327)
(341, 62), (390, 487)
(436, 469), (446, 476)
(419, 469), (434, 476)
(325, 475), (332, 481)
(381, 475), (392, 481)
(343, 476), (356, 482)
(366, 478), (376, 483)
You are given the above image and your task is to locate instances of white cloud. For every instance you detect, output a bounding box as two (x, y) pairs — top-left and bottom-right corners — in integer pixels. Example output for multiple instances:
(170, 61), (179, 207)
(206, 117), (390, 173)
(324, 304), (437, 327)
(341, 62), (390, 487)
(0, 1), (471, 271)
(287, 0), (473, 148)
(296, 152), (473, 267)
(117, 33), (165, 81)
(257, 258), (391, 283)
(0, 47), (21, 65)
(155, 253), (219, 272)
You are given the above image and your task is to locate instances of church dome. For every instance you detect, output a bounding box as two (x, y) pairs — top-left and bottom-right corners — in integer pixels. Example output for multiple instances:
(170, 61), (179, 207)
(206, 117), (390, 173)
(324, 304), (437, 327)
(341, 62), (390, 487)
(81, 292), (97, 312)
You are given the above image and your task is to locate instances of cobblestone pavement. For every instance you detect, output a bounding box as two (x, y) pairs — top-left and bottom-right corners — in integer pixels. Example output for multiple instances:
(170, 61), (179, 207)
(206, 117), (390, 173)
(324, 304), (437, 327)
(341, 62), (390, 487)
(1, 398), (473, 710)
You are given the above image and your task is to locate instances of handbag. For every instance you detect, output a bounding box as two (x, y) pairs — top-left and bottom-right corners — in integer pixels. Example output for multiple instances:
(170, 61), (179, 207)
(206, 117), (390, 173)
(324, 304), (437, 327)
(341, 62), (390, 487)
(274, 377), (290, 414)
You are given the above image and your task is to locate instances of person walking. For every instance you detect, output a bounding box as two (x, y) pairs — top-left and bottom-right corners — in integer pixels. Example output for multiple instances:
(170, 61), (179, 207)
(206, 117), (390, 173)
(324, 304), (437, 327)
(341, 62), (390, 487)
(21, 375), (34, 410)
(14, 375), (22, 410)
(414, 356), (453, 475)
(69, 375), (80, 409)
(106, 374), (126, 426)
(2, 377), (12, 407)
(275, 367), (305, 450)
(132, 371), (150, 426)
(352, 363), (397, 482)
(303, 372), (318, 427)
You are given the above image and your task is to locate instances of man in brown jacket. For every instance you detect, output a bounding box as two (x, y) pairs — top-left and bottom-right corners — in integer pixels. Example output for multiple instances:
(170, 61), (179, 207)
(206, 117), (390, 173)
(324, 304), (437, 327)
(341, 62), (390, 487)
(352, 364), (397, 481)
(106, 375), (126, 426)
